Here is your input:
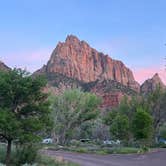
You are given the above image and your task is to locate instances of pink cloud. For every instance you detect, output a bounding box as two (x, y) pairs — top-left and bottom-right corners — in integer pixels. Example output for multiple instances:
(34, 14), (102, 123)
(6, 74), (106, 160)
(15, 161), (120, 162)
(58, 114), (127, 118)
(1, 48), (52, 73)
(133, 67), (166, 85)
(1, 48), (165, 85)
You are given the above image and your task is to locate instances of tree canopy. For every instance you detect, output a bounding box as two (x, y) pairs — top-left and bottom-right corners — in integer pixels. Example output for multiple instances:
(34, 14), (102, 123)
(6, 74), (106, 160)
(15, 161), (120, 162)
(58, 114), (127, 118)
(51, 89), (101, 144)
(132, 107), (153, 141)
(0, 69), (51, 165)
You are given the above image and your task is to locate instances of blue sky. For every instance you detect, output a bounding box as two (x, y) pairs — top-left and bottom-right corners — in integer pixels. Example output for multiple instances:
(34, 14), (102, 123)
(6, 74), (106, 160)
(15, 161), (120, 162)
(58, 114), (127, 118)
(0, 0), (166, 83)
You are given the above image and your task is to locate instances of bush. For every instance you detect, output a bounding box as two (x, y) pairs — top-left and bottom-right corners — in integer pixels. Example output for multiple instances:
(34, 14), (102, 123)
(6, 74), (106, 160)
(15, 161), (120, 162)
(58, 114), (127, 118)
(0, 144), (6, 163)
(13, 144), (38, 165)
(37, 155), (79, 166)
(158, 142), (166, 148)
(137, 146), (150, 154)
(0, 143), (38, 165)
(70, 140), (80, 147)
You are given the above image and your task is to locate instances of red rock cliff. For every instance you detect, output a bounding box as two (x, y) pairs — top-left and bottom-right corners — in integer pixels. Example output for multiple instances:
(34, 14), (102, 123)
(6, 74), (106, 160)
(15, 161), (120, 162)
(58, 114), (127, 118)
(40, 35), (140, 92)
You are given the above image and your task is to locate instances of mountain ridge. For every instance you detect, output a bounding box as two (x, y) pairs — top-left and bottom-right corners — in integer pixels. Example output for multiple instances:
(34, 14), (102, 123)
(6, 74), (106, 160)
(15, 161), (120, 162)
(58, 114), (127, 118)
(34, 35), (142, 108)
(36, 35), (140, 93)
(0, 35), (165, 108)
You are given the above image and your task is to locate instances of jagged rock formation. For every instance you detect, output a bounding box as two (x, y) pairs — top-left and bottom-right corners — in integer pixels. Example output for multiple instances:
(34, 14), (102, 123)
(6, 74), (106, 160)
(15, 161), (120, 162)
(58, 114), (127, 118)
(35, 35), (141, 109)
(141, 73), (166, 95)
(0, 61), (10, 71)
(36, 35), (140, 92)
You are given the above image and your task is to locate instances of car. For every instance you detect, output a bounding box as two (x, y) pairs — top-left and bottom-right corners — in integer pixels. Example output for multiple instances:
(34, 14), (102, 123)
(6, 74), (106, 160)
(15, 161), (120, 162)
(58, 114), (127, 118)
(158, 138), (166, 144)
(103, 139), (120, 145)
(42, 138), (53, 144)
(103, 140), (113, 145)
(80, 139), (91, 143)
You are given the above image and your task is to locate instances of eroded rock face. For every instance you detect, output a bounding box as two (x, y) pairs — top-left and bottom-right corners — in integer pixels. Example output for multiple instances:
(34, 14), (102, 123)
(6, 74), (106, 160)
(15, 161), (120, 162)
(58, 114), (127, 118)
(141, 73), (166, 95)
(87, 79), (137, 109)
(41, 74), (137, 109)
(39, 35), (140, 92)
(35, 35), (141, 109)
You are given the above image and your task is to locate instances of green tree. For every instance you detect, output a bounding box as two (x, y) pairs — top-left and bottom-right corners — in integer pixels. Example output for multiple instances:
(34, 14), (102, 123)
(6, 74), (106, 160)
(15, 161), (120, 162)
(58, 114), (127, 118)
(108, 113), (129, 140)
(132, 107), (153, 144)
(159, 123), (166, 139)
(104, 96), (139, 125)
(76, 117), (110, 140)
(0, 69), (51, 165)
(104, 96), (153, 144)
(146, 87), (166, 137)
(104, 110), (118, 126)
(51, 89), (100, 144)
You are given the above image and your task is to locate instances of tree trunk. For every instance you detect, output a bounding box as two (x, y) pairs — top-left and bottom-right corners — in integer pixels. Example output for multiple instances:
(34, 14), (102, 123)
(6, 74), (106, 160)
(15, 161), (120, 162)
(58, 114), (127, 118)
(6, 139), (12, 166)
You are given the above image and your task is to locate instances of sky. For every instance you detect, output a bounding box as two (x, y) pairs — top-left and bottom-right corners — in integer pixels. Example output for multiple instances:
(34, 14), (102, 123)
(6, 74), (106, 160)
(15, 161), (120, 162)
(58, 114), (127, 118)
(0, 0), (166, 84)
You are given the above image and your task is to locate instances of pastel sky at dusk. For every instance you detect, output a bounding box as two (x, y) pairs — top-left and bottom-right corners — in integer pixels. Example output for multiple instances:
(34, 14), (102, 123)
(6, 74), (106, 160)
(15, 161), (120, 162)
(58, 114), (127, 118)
(0, 0), (166, 84)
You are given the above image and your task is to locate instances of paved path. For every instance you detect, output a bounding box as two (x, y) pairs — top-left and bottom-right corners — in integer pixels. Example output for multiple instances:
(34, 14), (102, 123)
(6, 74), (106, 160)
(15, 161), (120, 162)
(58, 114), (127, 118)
(43, 149), (166, 166)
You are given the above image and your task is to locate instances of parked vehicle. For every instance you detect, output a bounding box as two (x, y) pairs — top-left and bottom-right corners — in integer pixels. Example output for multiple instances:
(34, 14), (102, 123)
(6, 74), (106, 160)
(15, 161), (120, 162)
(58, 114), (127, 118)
(80, 139), (91, 143)
(103, 139), (120, 145)
(42, 138), (53, 144)
(158, 138), (166, 144)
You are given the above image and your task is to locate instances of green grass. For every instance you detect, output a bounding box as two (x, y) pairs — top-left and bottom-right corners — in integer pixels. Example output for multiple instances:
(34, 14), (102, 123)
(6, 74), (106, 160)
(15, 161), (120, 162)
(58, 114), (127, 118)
(72, 147), (140, 154)
(43, 143), (141, 155)
(0, 143), (79, 166)
(109, 147), (140, 154)
(36, 155), (79, 166)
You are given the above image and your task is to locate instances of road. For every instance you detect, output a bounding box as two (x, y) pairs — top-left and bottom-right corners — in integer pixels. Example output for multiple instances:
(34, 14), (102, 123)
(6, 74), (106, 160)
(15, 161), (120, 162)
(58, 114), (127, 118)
(43, 149), (166, 166)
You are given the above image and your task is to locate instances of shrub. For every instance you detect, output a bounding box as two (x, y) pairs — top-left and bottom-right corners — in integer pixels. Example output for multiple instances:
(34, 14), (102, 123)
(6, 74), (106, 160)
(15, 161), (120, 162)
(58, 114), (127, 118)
(12, 144), (38, 165)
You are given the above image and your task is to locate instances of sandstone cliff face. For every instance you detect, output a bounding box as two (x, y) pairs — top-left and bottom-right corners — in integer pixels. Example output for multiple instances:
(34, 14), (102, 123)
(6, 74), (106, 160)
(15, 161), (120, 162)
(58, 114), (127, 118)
(35, 35), (141, 109)
(38, 35), (140, 92)
(141, 73), (166, 95)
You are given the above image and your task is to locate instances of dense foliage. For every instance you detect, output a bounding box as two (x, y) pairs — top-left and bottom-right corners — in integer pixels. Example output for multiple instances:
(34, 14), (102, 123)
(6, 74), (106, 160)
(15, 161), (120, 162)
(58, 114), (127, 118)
(104, 87), (166, 147)
(132, 107), (153, 141)
(0, 69), (52, 165)
(51, 89), (101, 144)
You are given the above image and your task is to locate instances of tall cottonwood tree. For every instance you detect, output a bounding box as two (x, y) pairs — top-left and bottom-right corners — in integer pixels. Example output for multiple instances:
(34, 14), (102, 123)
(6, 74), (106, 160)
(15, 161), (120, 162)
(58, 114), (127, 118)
(132, 107), (153, 145)
(0, 69), (51, 165)
(146, 87), (166, 137)
(51, 89), (100, 144)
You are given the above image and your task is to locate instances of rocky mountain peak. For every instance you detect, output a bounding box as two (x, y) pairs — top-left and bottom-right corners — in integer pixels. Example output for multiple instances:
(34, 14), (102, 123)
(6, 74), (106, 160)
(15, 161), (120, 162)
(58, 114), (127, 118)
(34, 35), (142, 108)
(65, 35), (89, 46)
(152, 73), (161, 81)
(141, 73), (165, 95)
(0, 60), (10, 71)
(65, 35), (80, 44)
(39, 35), (140, 92)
